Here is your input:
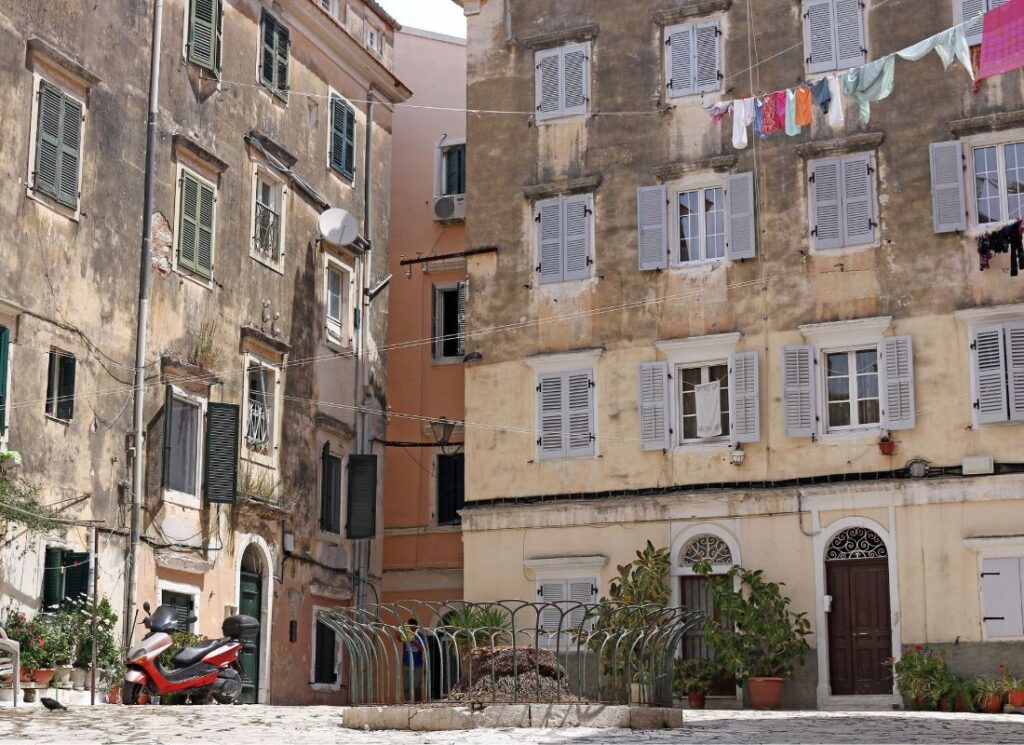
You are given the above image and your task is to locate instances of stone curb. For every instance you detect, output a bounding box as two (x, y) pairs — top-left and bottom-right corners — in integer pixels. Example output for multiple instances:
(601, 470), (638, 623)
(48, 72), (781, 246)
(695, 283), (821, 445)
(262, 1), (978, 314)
(340, 704), (683, 731)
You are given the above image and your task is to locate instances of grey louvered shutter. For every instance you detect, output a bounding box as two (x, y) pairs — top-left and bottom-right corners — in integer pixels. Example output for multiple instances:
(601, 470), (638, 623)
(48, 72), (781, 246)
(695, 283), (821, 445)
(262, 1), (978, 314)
(568, 579), (596, 630)
(694, 21), (722, 94)
(810, 158), (843, 250)
(561, 43), (589, 117)
(834, 0), (866, 70)
(782, 346), (817, 437)
(204, 402), (239, 503)
(34, 84), (63, 201)
(57, 95), (82, 208)
(804, 0), (837, 74)
(959, 0), (987, 46)
(727, 172), (757, 260)
(929, 141), (966, 233)
(538, 373), (566, 459)
(637, 185), (668, 270)
(0, 325), (8, 435)
(841, 155), (875, 247)
(196, 180), (215, 278)
(567, 371), (595, 458)
(456, 280), (468, 355)
(346, 453), (378, 539)
(535, 48), (561, 120)
(729, 351), (760, 444)
(188, 0), (219, 71)
(537, 198), (563, 284)
(638, 362), (671, 451)
(981, 557), (1024, 638)
(563, 194), (591, 281)
(665, 23), (694, 98)
(1007, 322), (1024, 422)
(973, 325), (1008, 424)
(880, 335), (915, 431)
(539, 581), (565, 632)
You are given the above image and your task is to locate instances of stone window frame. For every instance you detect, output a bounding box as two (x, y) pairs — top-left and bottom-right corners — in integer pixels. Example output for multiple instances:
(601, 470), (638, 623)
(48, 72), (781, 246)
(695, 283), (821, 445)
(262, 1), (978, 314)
(309, 604), (342, 691)
(157, 578), (201, 633)
(162, 382), (208, 511)
(954, 303), (1024, 428)
(170, 162), (219, 290)
(525, 348), (603, 462)
(666, 173), (730, 268)
(317, 437), (347, 545)
(248, 159), (289, 274)
(241, 352), (283, 470)
(435, 138), (467, 198)
(961, 128), (1024, 235)
(323, 253), (355, 351)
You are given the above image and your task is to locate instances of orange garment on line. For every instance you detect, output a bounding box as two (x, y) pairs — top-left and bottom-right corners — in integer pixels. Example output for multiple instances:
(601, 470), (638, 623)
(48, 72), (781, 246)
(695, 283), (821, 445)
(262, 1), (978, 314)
(795, 85), (813, 126)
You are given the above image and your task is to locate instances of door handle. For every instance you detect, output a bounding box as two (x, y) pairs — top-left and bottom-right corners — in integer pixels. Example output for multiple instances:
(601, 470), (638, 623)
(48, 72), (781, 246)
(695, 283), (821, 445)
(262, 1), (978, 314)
(854, 632), (870, 637)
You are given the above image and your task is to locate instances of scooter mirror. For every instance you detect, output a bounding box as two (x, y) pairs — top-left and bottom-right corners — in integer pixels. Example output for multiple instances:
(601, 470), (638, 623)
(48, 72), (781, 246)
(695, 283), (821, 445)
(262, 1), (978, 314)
(186, 614), (197, 624)
(143, 601), (151, 613)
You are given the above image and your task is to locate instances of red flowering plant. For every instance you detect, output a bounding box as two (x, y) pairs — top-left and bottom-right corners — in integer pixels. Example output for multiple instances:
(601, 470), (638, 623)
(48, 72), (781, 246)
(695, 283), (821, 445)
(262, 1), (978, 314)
(887, 646), (953, 709)
(1, 608), (46, 669)
(998, 663), (1024, 698)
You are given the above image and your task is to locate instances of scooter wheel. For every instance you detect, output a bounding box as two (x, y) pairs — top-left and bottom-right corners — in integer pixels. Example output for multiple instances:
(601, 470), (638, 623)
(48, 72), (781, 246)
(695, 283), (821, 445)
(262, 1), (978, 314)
(122, 681), (143, 705)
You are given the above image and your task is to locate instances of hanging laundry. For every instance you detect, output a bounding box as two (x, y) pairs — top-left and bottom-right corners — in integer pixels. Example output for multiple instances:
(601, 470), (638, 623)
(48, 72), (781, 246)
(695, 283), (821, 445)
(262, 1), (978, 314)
(754, 96), (766, 138)
(812, 77), (832, 114)
(971, 45), (983, 92)
(760, 93), (782, 135)
(732, 97), (755, 149)
(694, 381), (723, 439)
(785, 89), (801, 135)
(842, 54), (895, 124)
(775, 90), (788, 123)
(979, 0), (1024, 80)
(795, 85), (814, 126)
(977, 219), (1024, 275)
(826, 73), (845, 127)
(704, 101), (733, 125)
(896, 24), (974, 80)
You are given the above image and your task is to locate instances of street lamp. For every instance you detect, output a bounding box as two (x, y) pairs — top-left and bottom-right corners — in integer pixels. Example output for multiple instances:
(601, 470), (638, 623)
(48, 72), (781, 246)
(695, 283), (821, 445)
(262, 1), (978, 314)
(429, 417), (461, 455)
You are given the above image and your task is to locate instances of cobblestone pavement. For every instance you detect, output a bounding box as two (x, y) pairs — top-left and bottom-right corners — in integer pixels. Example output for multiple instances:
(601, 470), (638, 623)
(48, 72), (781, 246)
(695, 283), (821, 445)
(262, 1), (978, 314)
(1, 705), (1023, 744)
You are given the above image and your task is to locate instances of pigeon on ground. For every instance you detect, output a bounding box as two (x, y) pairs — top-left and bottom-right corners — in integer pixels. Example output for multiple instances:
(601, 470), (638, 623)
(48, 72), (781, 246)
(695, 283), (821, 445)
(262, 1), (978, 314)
(40, 697), (67, 711)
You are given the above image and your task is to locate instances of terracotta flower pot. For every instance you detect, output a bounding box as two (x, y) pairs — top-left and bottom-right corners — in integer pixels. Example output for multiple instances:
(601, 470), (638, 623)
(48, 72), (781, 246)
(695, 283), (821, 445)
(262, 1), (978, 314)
(878, 438), (895, 456)
(137, 693), (150, 705)
(106, 687), (122, 704)
(982, 693), (1004, 713)
(687, 691), (707, 709)
(19, 669), (32, 683)
(747, 677), (785, 710)
(30, 668), (55, 687)
(1008, 689), (1024, 708)
(938, 697), (951, 712)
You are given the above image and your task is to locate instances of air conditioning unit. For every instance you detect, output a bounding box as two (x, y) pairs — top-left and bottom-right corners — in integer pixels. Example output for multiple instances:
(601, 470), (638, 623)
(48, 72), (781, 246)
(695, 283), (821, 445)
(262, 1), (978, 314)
(433, 194), (465, 223)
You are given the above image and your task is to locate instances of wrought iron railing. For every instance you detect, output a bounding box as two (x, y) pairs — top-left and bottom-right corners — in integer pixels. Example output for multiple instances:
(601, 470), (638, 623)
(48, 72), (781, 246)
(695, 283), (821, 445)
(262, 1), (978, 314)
(253, 202), (280, 263)
(245, 399), (270, 453)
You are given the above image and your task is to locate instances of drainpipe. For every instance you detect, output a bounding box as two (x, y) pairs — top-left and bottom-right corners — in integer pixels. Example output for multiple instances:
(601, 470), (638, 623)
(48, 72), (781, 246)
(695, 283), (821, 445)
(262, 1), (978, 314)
(125, 0), (163, 649)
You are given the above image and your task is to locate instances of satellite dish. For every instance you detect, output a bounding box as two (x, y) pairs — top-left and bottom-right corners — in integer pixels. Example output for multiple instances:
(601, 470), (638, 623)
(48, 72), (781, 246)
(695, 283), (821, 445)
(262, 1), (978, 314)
(318, 208), (360, 246)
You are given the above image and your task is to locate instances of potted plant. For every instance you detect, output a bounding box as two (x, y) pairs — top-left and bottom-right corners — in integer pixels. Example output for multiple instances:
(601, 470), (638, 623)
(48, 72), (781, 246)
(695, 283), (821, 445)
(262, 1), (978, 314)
(890, 646), (950, 710)
(998, 664), (1024, 708)
(941, 677), (975, 712)
(673, 657), (718, 709)
(104, 659), (126, 704)
(695, 564), (811, 710)
(2, 611), (54, 686)
(975, 676), (1004, 713)
(878, 433), (895, 456)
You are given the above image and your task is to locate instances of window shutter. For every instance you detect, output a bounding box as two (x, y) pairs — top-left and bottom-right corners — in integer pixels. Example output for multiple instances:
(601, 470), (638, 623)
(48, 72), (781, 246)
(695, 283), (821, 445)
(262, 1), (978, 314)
(188, 0), (218, 71)
(56, 354), (76, 420)
(445, 144), (465, 195)
(810, 158), (843, 250)
(213, 0), (223, 78)
(64, 552), (91, 604)
(637, 185), (668, 270)
(314, 621), (337, 683)
(538, 581), (566, 632)
(343, 102), (356, 178)
(43, 547), (64, 609)
(638, 362), (671, 451)
(568, 579), (596, 630)
(275, 24), (290, 95)
(161, 384), (174, 488)
(561, 43), (589, 116)
(456, 280), (468, 356)
(34, 84), (63, 200)
(834, 0), (866, 70)
(537, 373), (566, 460)
(346, 453), (377, 539)
(804, 0), (837, 74)
(729, 351), (760, 444)
(178, 173), (200, 272)
(330, 97), (356, 179)
(665, 24), (694, 97)
(1007, 322), (1024, 422)
(204, 402), (239, 503)
(973, 325), (1009, 424)
(727, 171), (757, 260)
(782, 346), (817, 437)
(981, 557), (1024, 638)
(563, 194), (592, 281)
(841, 155), (875, 247)
(537, 198), (563, 284)
(535, 48), (561, 120)
(320, 444), (342, 533)
(959, 0), (987, 46)
(145, 399), (167, 500)
(880, 335), (915, 431)
(694, 21), (721, 94)
(195, 180), (215, 278)
(929, 141), (966, 234)
(260, 13), (276, 86)
(567, 371), (595, 458)
(57, 95), (82, 208)
(0, 325), (9, 435)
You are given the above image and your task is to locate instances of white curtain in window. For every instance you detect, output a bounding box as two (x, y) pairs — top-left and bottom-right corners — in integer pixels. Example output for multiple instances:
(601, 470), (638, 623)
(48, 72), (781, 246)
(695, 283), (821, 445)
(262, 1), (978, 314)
(695, 381), (722, 439)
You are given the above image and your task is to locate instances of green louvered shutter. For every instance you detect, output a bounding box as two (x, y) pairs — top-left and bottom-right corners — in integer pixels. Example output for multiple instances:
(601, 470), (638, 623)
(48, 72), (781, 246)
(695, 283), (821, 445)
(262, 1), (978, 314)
(196, 180), (215, 277)
(260, 12), (276, 86)
(63, 552), (90, 604)
(346, 454), (377, 539)
(43, 547), (64, 609)
(34, 84), (64, 200)
(330, 97), (356, 180)
(56, 354), (76, 420)
(343, 102), (355, 178)
(57, 95), (82, 208)
(187, 0), (221, 73)
(0, 326), (9, 435)
(178, 173), (200, 272)
(275, 23), (290, 97)
(162, 590), (194, 632)
(204, 402), (239, 504)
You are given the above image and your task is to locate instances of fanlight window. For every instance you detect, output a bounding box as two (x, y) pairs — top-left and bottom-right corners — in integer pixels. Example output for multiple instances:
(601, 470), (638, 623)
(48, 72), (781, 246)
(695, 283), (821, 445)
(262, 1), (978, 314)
(826, 527), (887, 560)
(680, 534), (733, 567)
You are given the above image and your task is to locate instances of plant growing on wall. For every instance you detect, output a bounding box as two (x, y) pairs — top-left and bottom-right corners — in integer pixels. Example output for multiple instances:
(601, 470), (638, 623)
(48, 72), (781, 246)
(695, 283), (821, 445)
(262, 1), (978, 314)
(186, 319), (220, 371)
(0, 450), (62, 534)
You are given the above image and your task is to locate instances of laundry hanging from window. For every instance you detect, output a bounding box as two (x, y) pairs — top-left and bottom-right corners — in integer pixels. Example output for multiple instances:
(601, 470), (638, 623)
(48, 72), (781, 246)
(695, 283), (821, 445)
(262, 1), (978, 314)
(694, 381), (723, 439)
(977, 218), (1024, 275)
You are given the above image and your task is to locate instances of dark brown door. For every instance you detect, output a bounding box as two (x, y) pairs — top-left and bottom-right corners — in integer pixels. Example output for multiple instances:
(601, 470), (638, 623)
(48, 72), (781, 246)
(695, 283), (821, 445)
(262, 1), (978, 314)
(680, 576), (733, 696)
(826, 559), (892, 695)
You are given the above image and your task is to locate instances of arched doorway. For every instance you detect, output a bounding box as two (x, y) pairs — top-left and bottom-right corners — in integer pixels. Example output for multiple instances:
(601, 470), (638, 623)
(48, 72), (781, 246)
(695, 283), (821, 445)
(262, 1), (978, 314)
(825, 526), (893, 696)
(238, 544), (264, 703)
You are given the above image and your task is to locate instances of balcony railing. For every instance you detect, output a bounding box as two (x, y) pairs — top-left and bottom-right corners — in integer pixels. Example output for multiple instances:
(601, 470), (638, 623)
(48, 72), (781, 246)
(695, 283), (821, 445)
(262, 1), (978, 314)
(246, 399), (271, 453)
(253, 202), (281, 263)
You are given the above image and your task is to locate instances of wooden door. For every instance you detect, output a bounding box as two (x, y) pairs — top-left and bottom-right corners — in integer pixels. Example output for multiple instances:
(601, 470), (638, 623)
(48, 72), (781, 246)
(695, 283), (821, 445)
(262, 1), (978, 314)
(826, 559), (892, 695)
(680, 576), (733, 696)
(239, 571), (262, 703)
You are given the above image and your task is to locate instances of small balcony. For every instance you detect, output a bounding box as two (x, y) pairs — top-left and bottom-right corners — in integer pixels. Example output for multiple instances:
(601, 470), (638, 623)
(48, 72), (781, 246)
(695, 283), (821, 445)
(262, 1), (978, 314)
(253, 202), (281, 264)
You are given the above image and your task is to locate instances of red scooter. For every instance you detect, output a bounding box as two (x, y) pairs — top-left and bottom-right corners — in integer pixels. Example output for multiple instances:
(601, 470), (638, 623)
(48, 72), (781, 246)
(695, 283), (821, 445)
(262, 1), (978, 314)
(122, 601), (259, 705)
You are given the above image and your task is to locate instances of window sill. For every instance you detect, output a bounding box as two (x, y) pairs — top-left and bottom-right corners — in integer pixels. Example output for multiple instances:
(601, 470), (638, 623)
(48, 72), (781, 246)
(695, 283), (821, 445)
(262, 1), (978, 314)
(809, 241), (880, 256)
(669, 258), (725, 272)
(25, 187), (79, 222)
(431, 355), (463, 366)
(250, 250), (285, 274)
(673, 440), (733, 453)
(324, 331), (353, 354)
(535, 112), (591, 126)
(537, 453), (598, 463)
(43, 414), (71, 427)
(969, 418), (1023, 429)
(243, 450), (277, 470)
(174, 266), (216, 291)
(309, 682), (341, 692)
(328, 164), (356, 186)
(318, 530), (344, 544)
(815, 427), (882, 444)
(164, 490), (202, 510)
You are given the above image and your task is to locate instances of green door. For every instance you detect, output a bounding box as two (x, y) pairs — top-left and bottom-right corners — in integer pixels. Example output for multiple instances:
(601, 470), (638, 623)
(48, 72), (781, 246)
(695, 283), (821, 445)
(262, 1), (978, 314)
(239, 571), (262, 703)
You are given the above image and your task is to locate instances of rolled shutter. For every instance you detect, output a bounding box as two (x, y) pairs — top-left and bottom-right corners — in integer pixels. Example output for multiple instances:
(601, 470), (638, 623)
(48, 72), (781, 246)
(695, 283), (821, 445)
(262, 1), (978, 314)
(973, 325), (1008, 424)
(810, 158), (843, 250)
(204, 402), (240, 503)
(0, 325), (9, 435)
(841, 154), (876, 248)
(727, 172), (757, 260)
(188, 0), (218, 71)
(538, 373), (566, 460)
(1007, 322), (1024, 422)
(804, 0), (837, 74)
(43, 547), (64, 609)
(535, 48), (562, 120)
(782, 346), (817, 437)
(568, 579), (596, 630)
(58, 95), (82, 208)
(638, 362), (671, 451)
(456, 280), (467, 356)
(929, 141), (966, 234)
(539, 581), (566, 633)
(34, 84), (63, 200)
(834, 0), (866, 70)
(537, 198), (563, 284)
(56, 355), (76, 420)
(729, 351), (760, 444)
(64, 552), (91, 604)
(178, 173), (200, 271)
(880, 335), (915, 431)
(981, 557), (1024, 638)
(694, 21), (721, 94)
(567, 371), (595, 457)
(346, 453), (378, 539)
(665, 23), (694, 97)
(195, 180), (215, 278)
(561, 43), (589, 116)
(959, 0), (986, 46)
(563, 194), (592, 281)
(637, 185), (668, 270)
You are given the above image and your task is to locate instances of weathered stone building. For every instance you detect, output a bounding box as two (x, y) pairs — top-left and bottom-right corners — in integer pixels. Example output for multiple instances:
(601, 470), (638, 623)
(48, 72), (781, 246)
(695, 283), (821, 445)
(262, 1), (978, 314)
(0, 0), (409, 704)
(456, 0), (1024, 708)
